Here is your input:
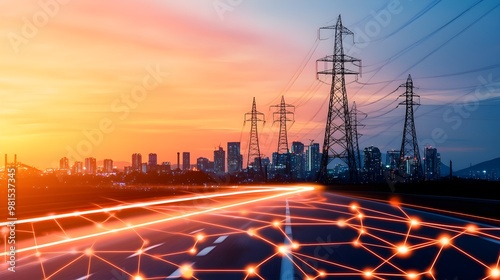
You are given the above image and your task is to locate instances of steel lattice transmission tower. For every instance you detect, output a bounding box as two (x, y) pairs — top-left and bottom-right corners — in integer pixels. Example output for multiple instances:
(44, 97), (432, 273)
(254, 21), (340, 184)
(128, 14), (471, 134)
(271, 96), (295, 154)
(398, 74), (423, 181)
(351, 101), (366, 173)
(317, 15), (361, 183)
(244, 97), (265, 175)
(270, 96), (295, 177)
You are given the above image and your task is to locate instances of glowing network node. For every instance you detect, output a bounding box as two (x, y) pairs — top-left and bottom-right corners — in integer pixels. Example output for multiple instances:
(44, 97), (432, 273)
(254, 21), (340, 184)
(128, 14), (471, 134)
(337, 219), (346, 227)
(467, 224), (478, 233)
(407, 272), (418, 279)
(196, 233), (204, 241)
(491, 267), (500, 278)
(247, 266), (256, 275)
(439, 236), (450, 246)
(84, 248), (93, 256)
(278, 245), (289, 255)
(180, 264), (194, 278)
(397, 245), (409, 255)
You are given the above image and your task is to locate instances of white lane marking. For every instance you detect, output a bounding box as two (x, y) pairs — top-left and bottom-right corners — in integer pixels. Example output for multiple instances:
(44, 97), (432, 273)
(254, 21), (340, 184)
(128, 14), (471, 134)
(166, 262), (195, 279)
(75, 275), (93, 280)
(196, 246), (216, 256)
(280, 199), (294, 280)
(189, 228), (204, 234)
(213, 235), (228, 244)
(127, 242), (164, 258)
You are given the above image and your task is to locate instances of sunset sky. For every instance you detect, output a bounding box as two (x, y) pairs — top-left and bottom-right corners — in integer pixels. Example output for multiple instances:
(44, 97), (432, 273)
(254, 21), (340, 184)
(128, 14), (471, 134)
(0, 0), (499, 170)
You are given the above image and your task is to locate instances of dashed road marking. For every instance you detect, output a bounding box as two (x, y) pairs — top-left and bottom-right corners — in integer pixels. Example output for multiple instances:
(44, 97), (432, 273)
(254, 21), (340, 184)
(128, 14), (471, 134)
(196, 246), (216, 256)
(213, 235), (228, 244)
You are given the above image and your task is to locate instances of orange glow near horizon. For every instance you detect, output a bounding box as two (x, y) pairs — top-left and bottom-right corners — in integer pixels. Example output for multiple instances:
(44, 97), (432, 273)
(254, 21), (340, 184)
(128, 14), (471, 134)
(0, 0), (348, 169)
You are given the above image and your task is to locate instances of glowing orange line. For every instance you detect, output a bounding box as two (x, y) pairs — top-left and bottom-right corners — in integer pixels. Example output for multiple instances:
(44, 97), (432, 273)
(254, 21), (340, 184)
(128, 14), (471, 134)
(355, 224), (436, 242)
(359, 244), (406, 274)
(290, 252), (322, 274)
(31, 223), (46, 279)
(0, 186), (314, 226)
(255, 252), (280, 269)
(86, 252), (92, 280)
(2, 187), (311, 255)
(404, 224), (413, 245)
(46, 254), (85, 280)
(345, 223), (396, 248)
(53, 219), (69, 238)
(143, 252), (183, 268)
(278, 227), (293, 244)
(451, 244), (490, 269)
(298, 242), (352, 247)
(372, 251), (398, 271)
(92, 254), (133, 278)
(293, 251), (362, 273)
(429, 245), (444, 271)
(286, 252), (309, 278)
(343, 193), (500, 224)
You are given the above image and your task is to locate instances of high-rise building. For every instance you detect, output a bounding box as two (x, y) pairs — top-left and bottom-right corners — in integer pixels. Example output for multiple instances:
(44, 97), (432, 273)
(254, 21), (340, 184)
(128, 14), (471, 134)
(291, 141), (305, 180)
(197, 157), (212, 173)
(386, 150), (400, 170)
(72, 161), (83, 174)
(214, 146), (225, 174)
(182, 152), (191, 170)
(85, 157), (96, 175)
(148, 153), (157, 166)
(161, 162), (171, 173)
(132, 153), (142, 172)
(103, 159), (113, 173)
(364, 146), (382, 181)
(142, 162), (148, 173)
(60, 157), (69, 170)
(306, 143), (321, 178)
(424, 147), (441, 180)
(227, 142), (243, 174)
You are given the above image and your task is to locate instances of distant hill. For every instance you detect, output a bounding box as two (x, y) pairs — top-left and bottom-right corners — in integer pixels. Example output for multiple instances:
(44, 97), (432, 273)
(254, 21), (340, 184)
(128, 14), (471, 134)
(440, 162), (450, 177)
(454, 157), (500, 178)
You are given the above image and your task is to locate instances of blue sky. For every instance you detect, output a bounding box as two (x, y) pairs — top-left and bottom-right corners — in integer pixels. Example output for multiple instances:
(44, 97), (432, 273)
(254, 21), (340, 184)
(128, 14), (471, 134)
(1, 0), (499, 170)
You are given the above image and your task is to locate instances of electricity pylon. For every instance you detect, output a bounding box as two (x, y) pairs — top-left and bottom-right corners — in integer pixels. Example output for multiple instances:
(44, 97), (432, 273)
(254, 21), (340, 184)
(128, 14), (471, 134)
(244, 97), (265, 176)
(351, 101), (366, 175)
(317, 15), (361, 183)
(398, 74), (423, 181)
(270, 96), (295, 178)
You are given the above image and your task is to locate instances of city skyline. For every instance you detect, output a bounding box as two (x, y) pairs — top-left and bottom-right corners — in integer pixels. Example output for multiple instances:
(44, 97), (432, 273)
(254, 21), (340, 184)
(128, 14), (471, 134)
(1, 0), (499, 171)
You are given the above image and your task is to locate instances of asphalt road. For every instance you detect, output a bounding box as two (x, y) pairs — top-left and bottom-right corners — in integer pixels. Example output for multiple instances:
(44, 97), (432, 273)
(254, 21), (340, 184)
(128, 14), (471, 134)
(1, 190), (499, 280)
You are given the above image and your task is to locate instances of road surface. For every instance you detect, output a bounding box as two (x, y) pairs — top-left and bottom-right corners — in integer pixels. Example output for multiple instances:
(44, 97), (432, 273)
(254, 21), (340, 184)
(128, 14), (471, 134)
(1, 187), (499, 279)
